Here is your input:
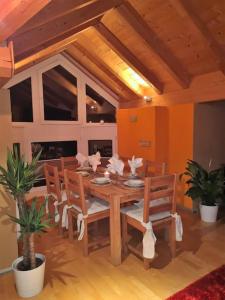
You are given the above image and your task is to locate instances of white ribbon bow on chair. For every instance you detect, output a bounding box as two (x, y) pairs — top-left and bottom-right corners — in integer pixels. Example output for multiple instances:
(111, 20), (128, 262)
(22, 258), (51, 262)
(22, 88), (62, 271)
(141, 221), (157, 259)
(77, 213), (88, 240)
(171, 213), (183, 241)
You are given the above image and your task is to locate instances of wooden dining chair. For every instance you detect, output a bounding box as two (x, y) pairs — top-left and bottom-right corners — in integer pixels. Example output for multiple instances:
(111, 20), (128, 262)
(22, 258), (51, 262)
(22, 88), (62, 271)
(142, 160), (166, 177)
(44, 163), (67, 234)
(60, 156), (78, 172)
(121, 174), (177, 269)
(64, 169), (110, 256)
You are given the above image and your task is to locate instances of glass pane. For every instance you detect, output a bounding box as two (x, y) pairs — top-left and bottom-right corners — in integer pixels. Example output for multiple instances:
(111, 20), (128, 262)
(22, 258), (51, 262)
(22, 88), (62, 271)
(42, 65), (78, 121)
(88, 140), (112, 157)
(31, 140), (77, 161)
(9, 78), (33, 122)
(86, 85), (116, 123)
(13, 143), (21, 158)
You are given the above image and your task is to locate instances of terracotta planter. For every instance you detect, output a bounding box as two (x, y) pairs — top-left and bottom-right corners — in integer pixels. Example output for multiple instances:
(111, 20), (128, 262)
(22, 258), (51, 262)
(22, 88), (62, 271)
(200, 204), (219, 223)
(12, 253), (45, 298)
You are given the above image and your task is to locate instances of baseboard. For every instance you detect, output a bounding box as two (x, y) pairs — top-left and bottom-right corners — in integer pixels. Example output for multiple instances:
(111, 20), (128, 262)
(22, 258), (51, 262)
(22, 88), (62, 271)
(0, 266), (12, 275)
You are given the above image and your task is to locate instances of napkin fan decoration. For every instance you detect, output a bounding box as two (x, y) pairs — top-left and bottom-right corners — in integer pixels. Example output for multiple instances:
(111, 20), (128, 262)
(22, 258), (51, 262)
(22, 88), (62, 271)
(88, 151), (101, 172)
(128, 155), (143, 176)
(107, 154), (124, 176)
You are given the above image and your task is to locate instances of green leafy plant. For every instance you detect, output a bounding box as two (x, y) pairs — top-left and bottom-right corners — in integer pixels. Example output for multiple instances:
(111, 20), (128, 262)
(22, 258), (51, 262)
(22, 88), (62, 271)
(0, 148), (50, 270)
(180, 160), (224, 206)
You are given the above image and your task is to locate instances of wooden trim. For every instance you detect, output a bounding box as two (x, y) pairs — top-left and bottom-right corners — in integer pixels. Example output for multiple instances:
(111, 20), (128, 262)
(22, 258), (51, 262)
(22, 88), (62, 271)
(12, 0), (122, 58)
(116, 2), (191, 88)
(72, 42), (140, 101)
(0, 0), (51, 42)
(94, 22), (164, 94)
(170, 0), (225, 75)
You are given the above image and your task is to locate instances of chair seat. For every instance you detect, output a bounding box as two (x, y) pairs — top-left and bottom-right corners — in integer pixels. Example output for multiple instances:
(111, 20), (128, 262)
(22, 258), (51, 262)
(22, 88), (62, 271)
(71, 198), (109, 215)
(135, 197), (169, 208)
(121, 204), (171, 223)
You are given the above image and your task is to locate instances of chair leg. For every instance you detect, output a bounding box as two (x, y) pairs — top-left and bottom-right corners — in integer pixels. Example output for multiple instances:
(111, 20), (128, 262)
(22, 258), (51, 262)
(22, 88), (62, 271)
(83, 219), (89, 257)
(58, 204), (64, 235)
(169, 219), (176, 258)
(68, 211), (74, 241)
(122, 214), (128, 256)
(143, 258), (151, 270)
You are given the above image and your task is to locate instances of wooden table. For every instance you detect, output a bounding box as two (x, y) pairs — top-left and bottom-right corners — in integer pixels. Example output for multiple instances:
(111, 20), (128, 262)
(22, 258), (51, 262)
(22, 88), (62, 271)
(83, 174), (144, 266)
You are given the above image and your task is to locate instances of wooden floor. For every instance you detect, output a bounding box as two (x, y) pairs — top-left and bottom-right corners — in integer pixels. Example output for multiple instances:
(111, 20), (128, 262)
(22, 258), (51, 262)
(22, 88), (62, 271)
(0, 209), (225, 300)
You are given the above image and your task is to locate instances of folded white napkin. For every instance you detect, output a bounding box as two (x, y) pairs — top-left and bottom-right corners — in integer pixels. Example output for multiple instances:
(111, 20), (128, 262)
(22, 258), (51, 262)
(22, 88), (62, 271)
(128, 155), (143, 175)
(88, 151), (101, 172)
(76, 153), (88, 167)
(107, 154), (124, 176)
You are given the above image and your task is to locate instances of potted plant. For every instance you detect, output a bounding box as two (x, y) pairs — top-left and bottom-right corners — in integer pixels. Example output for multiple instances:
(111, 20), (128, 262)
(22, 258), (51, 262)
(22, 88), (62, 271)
(181, 160), (224, 223)
(0, 148), (50, 298)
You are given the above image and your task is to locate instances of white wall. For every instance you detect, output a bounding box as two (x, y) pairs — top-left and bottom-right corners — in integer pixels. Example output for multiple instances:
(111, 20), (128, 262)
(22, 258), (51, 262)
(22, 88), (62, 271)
(5, 54), (118, 161)
(194, 101), (225, 169)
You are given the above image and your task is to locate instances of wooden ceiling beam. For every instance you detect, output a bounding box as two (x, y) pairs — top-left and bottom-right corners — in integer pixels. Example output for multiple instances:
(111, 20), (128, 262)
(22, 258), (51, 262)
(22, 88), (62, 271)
(0, 0), (51, 42)
(170, 0), (225, 75)
(0, 41), (14, 87)
(13, 0), (97, 37)
(11, 0), (122, 58)
(14, 19), (99, 73)
(116, 1), (191, 88)
(72, 42), (140, 101)
(94, 22), (163, 94)
(63, 51), (129, 102)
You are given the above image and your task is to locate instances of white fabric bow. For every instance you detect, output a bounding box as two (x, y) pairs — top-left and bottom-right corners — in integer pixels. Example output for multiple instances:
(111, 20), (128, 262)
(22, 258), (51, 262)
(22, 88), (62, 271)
(76, 153), (88, 167)
(61, 205), (88, 240)
(171, 213), (183, 241)
(128, 155), (143, 175)
(77, 213), (88, 240)
(88, 151), (101, 172)
(141, 221), (157, 259)
(107, 154), (124, 176)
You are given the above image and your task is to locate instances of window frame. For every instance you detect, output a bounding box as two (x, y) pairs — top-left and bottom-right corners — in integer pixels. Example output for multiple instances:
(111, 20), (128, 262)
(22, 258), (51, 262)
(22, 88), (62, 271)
(38, 59), (82, 125)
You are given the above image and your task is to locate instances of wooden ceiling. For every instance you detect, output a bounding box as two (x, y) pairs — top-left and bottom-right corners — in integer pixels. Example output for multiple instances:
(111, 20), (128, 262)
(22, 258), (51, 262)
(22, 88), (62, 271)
(2, 0), (225, 105)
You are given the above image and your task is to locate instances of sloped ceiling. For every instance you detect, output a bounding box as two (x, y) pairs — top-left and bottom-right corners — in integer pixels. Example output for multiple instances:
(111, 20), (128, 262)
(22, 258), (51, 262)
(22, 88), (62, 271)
(2, 0), (225, 105)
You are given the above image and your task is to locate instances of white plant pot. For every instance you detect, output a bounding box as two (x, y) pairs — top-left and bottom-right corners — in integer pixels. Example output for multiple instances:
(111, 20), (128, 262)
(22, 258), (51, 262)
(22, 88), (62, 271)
(200, 204), (219, 223)
(12, 253), (45, 298)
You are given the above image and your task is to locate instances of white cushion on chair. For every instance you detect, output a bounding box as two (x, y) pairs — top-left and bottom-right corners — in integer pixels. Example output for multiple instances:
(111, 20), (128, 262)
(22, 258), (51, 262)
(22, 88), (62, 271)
(135, 197), (169, 208)
(121, 205), (171, 223)
(71, 197), (109, 214)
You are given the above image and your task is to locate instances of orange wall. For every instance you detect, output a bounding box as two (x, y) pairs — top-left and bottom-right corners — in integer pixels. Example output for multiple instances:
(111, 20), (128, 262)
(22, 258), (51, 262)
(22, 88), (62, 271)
(117, 106), (168, 161)
(117, 103), (194, 209)
(168, 103), (194, 208)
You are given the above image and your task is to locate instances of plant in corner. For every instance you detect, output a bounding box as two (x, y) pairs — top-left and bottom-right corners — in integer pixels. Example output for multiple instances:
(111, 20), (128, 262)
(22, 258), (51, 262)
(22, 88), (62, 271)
(0, 148), (50, 298)
(180, 160), (225, 223)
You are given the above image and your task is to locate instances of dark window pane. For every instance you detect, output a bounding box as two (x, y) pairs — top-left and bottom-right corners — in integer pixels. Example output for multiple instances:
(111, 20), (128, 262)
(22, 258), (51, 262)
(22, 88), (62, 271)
(13, 143), (21, 158)
(32, 140), (77, 187)
(42, 65), (78, 121)
(86, 85), (116, 123)
(31, 140), (77, 161)
(9, 78), (33, 122)
(88, 140), (112, 157)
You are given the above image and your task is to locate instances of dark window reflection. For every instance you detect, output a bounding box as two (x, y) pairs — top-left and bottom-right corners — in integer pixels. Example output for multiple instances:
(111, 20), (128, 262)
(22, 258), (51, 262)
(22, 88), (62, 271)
(86, 85), (116, 123)
(42, 65), (78, 121)
(88, 140), (112, 157)
(31, 140), (77, 161)
(10, 78), (33, 122)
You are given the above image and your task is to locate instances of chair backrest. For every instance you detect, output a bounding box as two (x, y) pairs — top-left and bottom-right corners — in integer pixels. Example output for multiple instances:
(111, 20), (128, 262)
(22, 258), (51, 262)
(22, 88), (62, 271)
(143, 174), (176, 223)
(44, 163), (62, 201)
(60, 156), (78, 172)
(64, 169), (87, 214)
(143, 160), (166, 177)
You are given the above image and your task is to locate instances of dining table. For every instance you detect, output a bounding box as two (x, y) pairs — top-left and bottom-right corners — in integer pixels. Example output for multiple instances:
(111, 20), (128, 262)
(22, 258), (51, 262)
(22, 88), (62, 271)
(81, 170), (144, 266)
